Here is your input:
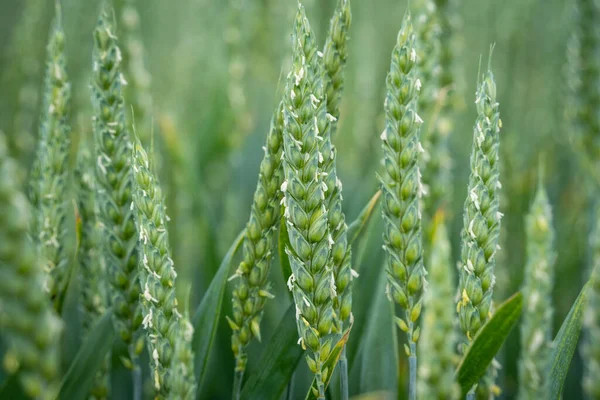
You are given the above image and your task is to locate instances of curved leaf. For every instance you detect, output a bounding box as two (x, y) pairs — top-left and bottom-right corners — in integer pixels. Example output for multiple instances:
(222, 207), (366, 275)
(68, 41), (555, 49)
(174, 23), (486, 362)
(347, 191), (381, 244)
(58, 308), (115, 400)
(192, 229), (245, 394)
(240, 304), (303, 400)
(456, 292), (523, 397)
(546, 280), (591, 399)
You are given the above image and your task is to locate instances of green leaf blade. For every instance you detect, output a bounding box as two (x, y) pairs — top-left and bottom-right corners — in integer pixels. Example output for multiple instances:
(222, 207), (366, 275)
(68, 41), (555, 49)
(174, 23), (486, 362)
(192, 229), (245, 395)
(58, 308), (115, 400)
(546, 280), (591, 399)
(240, 305), (303, 400)
(456, 292), (523, 397)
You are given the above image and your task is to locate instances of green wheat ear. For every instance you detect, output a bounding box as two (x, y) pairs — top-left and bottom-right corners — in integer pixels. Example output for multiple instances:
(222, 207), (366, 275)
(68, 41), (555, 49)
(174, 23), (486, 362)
(2, 0), (47, 182)
(75, 143), (111, 399)
(378, 12), (425, 400)
(228, 101), (284, 373)
(456, 58), (502, 344)
(518, 178), (555, 399)
(566, 0), (600, 184)
(0, 133), (62, 400)
(91, 0), (143, 360)
(321, 0), (353, 331)
(30, 3), (72, 306)
(281, 4), (335, 399)
(131, 137), (197, 399)
(418, 212), (459, 400)
(379, 9), (425, 358)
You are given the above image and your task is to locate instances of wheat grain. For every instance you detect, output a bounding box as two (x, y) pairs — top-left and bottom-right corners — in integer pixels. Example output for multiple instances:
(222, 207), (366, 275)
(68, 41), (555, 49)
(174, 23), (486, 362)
(517, 180), (555, 399)
(0, 133), (62, 400)
(281, 4), (335, 398)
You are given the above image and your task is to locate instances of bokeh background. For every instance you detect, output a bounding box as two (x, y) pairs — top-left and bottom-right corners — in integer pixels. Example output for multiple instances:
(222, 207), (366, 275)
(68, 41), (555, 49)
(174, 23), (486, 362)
(0, 0), (590, 398)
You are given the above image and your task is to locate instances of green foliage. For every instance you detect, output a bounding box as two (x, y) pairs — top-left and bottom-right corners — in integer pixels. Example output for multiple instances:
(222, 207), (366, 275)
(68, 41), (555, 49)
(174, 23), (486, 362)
(58, 309), (115, 400)
(582, 210), (600, 399)
(456, 292), (523, 398)
(547, 281), (591, 399)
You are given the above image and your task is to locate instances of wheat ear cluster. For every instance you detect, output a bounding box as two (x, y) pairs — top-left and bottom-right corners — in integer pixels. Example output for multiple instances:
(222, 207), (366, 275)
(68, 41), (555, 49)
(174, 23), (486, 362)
(91, 2), (143, 356)
(228, 101), (284, 372)
(582, 204), (600, 399)
(379, 12), (425, 358)
(131, 138), (197, 399)
(456, 63), (502, 345)
(517, 182), (555, 399)
(281, 5), (335, 399)
(0, 134), (62, 400)
(75, 145), (111, 399)
(31, 8), (72, 303)
(321, 0), (353, 330)
(417, 215), (458, 400)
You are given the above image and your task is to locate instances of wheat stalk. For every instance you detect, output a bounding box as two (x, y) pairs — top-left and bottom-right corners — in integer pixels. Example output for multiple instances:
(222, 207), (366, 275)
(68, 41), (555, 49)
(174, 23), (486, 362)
(517, 179), (555, 399)
(281, 4), (335, 398)
(30, 4), (72, 306)
(131, 137), (197, 399)
(379, 12), (425, 400)
(0, 133), (62, 400)
(91, 1), (143, 362)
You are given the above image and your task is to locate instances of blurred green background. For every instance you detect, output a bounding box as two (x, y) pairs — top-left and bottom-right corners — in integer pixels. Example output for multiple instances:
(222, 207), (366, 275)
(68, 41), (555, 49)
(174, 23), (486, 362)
(0, 0), (590, 398)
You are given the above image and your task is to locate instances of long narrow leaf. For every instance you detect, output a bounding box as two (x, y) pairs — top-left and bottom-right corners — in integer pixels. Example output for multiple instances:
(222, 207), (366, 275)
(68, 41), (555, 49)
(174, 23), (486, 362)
(192, 229), (245, 394)
(347, 190), (381, 244)
(240, 305), (303, 400)
(456, 292), (523, 397)
(58, 308), (115, 400)
(546, 280), (591, 399)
